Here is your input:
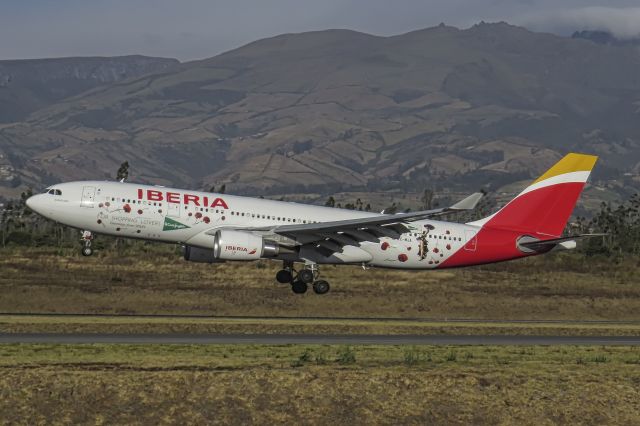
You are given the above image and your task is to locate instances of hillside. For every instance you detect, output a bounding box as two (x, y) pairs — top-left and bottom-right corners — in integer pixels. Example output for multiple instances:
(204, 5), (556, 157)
(0, 55), (179, 124)
(1, 23), (639, 201)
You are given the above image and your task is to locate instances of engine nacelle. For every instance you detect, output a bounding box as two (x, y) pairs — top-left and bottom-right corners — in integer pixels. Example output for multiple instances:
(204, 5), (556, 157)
(213, 230), (279, 260)
(183, 245), (225, 263)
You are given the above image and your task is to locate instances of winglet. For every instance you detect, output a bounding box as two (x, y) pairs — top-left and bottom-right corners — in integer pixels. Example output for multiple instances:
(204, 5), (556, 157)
(450, 192), (483, 211)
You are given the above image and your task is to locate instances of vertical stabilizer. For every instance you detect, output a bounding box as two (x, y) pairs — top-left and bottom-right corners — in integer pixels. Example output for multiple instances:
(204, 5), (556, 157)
(469, 153), (598, 237)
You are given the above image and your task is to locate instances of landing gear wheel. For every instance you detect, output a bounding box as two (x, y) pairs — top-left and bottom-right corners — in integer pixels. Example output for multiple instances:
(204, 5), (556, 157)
(276, 269), (293, 284)
(80, 230), (94, 257)
(298, 269), (315, 284)
(313, 280), (330, 295)
(291, 280), (308, 294)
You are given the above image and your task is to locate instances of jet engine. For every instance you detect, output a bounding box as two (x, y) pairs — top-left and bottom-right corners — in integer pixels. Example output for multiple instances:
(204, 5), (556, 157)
(183, 245), (225, 263)
(213, 230), (280, 260)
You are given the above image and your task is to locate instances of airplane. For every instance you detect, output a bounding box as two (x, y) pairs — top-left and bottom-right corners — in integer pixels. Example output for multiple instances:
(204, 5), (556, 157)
(26, 153), (599, 295)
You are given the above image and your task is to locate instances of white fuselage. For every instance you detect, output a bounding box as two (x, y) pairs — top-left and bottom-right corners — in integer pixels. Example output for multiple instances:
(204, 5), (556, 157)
(27, 181), (481, 269)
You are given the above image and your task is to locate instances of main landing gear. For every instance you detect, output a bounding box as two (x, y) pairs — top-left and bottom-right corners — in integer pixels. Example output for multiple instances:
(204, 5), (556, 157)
(81, 230), (94, 256)
(275, 261), (330, 295)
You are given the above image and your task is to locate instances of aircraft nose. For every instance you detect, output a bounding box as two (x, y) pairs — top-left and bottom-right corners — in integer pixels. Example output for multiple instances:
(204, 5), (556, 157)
(26, 194), (43, 213)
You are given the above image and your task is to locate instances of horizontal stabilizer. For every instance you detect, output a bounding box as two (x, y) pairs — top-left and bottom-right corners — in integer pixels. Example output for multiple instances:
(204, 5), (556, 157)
(519, 234), (605, 252)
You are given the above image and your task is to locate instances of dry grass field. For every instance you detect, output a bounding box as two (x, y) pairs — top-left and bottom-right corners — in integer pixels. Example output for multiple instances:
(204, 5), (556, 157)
(0, 246), (638, 320)
(0, 344), (639, 425)
(1, 247), (639, 424)
(3, 315), (640, 336)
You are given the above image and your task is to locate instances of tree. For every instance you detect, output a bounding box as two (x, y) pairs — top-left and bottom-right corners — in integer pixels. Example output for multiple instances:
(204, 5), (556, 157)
(116, 161), (129, 181)
(219, 184), (226, 194)
(384, 202), (398, 214)
(324, 196), (335, 208)
(421, 189), (434, 210)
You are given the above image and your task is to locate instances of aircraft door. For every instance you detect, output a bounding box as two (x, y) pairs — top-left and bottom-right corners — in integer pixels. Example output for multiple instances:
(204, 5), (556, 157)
(167, 201), (180, 218)
(464, 229), (477, 251)
(80, 186), (96, 208)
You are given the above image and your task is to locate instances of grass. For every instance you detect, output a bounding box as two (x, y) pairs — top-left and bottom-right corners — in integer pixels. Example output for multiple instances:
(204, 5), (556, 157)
(1, 247), (639, 423)
(2, 315), (640, 335)
(0, 343), (639, 424)
(0, 247), (639, 321)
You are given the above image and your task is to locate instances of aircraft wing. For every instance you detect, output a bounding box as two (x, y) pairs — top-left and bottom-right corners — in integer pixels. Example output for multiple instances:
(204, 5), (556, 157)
(242, 192), (483, 255)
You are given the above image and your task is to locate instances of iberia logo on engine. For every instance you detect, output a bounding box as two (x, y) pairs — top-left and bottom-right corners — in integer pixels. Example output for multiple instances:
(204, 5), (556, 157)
(224, 246), (257, 255)
(138, 189), (229, 209)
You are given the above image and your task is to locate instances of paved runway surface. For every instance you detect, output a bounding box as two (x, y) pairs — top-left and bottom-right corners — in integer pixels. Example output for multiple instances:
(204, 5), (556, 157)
(1, 333), (639, 345)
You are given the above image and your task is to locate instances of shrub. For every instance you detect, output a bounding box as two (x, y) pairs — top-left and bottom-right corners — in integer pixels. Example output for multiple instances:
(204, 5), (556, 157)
(336, 347), (356, 365)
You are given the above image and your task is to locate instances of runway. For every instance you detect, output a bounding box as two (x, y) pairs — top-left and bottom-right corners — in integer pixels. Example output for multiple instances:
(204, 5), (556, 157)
(1, 333), (639, 345)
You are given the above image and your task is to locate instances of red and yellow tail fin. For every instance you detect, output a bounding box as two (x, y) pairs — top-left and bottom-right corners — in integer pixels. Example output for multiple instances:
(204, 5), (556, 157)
(470, 153), (598, 237)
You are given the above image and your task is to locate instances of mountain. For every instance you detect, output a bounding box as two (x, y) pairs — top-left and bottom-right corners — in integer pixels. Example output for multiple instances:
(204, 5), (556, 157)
(1, 23), (639, 202)
(0, 55), (179, 123)
(572, 30), (640, 47)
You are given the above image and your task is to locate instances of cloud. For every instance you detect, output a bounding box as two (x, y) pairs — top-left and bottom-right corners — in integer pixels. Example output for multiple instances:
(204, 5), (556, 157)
(517, 6), (640, 39)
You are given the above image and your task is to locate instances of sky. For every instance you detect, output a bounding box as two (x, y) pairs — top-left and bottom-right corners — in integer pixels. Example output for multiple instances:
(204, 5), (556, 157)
(1, 0), (640, 62)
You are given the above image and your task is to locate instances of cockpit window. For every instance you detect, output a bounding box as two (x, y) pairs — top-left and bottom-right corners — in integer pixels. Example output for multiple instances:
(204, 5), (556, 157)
(47, 189), (54, 195)
(46, 189), (62, 195)
(55, 189), (62, 195)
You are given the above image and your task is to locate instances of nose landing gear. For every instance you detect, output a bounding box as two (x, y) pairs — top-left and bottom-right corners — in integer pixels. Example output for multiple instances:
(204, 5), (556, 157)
(275, 262), (330, 295)
(81, 231), (94, 256)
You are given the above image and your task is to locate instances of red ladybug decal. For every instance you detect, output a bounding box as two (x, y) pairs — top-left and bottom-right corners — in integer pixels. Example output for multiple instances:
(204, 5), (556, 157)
(123, 204), (131, 213)
(195, 212), (202, 219)
(381, 242), (390, 251)
(398, 253), (408, 262)
(203, 216), (210, 224)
